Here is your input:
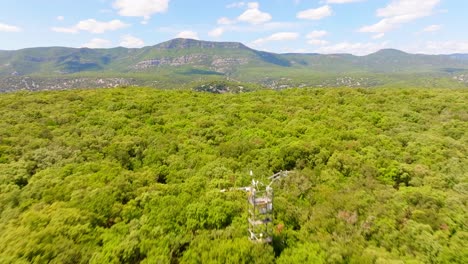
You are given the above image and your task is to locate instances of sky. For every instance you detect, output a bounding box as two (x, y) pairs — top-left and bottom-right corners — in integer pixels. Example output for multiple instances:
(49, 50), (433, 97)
(0, 0), (467, 55)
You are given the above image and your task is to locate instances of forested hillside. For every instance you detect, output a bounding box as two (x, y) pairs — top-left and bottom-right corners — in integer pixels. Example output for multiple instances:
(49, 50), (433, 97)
(0, 88), (466, 263)
(2, 39), (468, 91)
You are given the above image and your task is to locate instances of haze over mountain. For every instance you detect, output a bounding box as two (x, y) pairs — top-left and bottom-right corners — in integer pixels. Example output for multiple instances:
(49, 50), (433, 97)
(1, 38), (468, 92)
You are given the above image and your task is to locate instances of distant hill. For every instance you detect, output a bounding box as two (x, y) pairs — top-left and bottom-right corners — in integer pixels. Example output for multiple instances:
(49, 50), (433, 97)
(1, 38), (468, 91)
(450, 54), (468, 61)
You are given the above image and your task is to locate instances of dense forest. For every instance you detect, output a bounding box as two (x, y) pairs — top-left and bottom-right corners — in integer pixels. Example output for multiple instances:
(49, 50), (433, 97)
(0, 87), (466, 263)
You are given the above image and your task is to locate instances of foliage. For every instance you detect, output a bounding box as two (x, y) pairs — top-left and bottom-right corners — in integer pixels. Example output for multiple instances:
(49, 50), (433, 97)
(0, 87), (466, 263)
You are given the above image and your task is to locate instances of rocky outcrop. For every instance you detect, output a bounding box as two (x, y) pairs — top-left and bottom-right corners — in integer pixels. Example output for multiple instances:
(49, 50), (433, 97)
(133, 54), (209, 69)
(453, 74), (468, 84)
(132, 55), (249, 73)
(211, 56), (249, 72)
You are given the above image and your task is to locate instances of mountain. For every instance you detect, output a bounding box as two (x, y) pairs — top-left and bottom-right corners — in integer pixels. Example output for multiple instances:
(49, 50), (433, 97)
(450, 53), (468, 61)
(1, 38), (468, 91)
(0, 39), (289, 76)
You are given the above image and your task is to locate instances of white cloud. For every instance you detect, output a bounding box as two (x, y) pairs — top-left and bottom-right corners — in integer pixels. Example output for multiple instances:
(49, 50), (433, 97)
(306, 30), (328, 39)
(308, 39), (329, 45)
(315, 41), (388, 55)
(285, 48), (309, 53)
(423, 24), (441, 32)
(214, 22), (299, 35)
(216, 2), (277, 33)
(120, 35), (145, 48)
(259, 22), (300, 31)
(208, 27), (225, 37)
(0, 22), (21, 32)
(176, 30), (199, 40)
(227, 2), (246, 8)
(252, 32), (299, 46)
(113, 0), (169, 20)
(51, 27), (77, 34)
(376, 0), (439, 17)
(372, 33), (385, 39)
(326, 0), (365, 3)
(359, 19), (395, 33)
(297, 5), (332, 20)
(247, 2), (259, 9)
(51, 27), (78, 34)
(52, 19), (129, 34)
(359, 0), (440, 33)
(82, 38), (112, 49)
(306, 30), (328, 45)
(265, 32), (299, 41)
(238, 2), (272, 24)
(56, 16), (65, 21)
(407, 41), (468, 54)
(218, 17), (236, 25)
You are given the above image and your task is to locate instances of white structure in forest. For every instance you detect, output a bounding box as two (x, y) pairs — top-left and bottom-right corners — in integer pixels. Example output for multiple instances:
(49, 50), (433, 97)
(222, 171), (289, 243)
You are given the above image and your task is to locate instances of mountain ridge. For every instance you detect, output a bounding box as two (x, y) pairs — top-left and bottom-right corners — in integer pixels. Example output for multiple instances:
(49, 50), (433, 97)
(2, 38), (467, 56)
(1, 38), (468, 91)
(154, 38), (250, 50)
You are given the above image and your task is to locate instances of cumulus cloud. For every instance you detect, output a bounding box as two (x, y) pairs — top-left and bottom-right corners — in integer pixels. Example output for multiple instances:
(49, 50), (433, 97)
(217, 17), (236, 25)
(315, 41), (388, 55)
(56, 16), (65, 21)
(52, 19), (129, 34)
(82, 38), (112, 49)
(0, 22), (21, 32)
(238, 2), (272, 24)
(176, 30), (199, 40)
(407, 41), (468, 54)
(214, 2), (274, 36)
(120, 35), (145, 48)
(308, 39), (329, 45)
(297, 5), (332, 20)
(423, 24), (441, 32)
(208, 27), (225, 37)
(306, 30), (328, 46)
(359, 0), (440, 33)
(252, 32), (299, 46)
(113, 0), (169, 20)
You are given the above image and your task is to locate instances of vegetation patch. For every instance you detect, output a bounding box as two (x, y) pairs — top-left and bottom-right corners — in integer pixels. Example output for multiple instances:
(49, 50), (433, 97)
(0, 87), (466, 263)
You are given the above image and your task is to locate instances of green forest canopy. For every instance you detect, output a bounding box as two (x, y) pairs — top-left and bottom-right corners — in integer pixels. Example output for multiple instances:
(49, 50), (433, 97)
(0, 87), (466, 263)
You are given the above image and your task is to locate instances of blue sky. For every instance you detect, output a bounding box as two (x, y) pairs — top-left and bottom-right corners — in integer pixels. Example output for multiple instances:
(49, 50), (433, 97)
(0, 0), (467, 55)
